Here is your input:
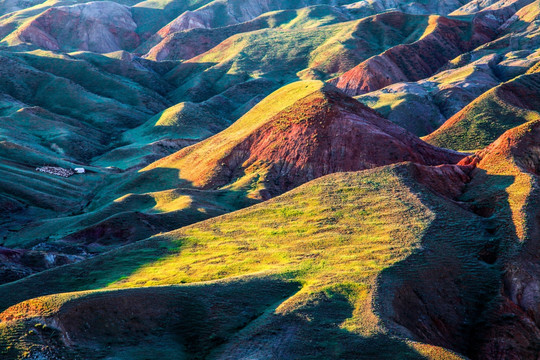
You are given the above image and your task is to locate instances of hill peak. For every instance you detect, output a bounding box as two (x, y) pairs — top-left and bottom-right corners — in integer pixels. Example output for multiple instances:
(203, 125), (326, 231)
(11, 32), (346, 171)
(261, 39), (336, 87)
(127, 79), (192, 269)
(142, 81), (464, 198)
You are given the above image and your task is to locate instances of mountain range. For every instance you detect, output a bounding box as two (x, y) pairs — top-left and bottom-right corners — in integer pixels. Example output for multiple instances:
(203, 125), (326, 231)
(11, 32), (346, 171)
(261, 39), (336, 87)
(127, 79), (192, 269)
(0, 0), (539, 359)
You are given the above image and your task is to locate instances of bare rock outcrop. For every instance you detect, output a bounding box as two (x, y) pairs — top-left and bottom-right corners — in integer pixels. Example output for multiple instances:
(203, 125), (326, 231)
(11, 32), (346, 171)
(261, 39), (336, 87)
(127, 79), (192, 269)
(13, 1), (139, 52)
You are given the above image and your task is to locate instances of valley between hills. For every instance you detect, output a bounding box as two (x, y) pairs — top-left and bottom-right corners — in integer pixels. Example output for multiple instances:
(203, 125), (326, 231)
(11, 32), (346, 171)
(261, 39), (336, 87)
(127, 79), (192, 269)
(0, 0), (539, 359)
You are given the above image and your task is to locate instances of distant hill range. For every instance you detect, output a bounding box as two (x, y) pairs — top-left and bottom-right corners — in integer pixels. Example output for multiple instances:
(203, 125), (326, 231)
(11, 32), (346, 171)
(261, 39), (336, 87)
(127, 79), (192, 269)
(0, 0), (539, 359)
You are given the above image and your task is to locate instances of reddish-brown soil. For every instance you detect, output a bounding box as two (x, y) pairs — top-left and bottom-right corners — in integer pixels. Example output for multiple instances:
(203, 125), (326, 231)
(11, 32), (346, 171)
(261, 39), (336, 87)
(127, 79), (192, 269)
(15, 2), (140, 52)
(330, 14), (495, 96)
(152, 84), (465, 198)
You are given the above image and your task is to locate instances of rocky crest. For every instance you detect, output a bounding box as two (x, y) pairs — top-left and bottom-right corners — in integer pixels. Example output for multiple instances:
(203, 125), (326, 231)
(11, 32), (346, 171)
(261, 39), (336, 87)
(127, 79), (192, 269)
(13, 1), (139, 52)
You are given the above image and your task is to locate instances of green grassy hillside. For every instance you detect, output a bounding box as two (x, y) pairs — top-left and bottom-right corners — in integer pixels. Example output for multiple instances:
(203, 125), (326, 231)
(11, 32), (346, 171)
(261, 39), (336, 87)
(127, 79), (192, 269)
(141, 80), (463, 198)
(424, 71), (540, 150)
(356, 53), (501, 136)
(0, 0), (538, 358)
(93, 77), (274, 170)
(0, 161), (504, 358)
(165, 12), (432, 103)
(142, 5), (352, 61)
(0, 49), (176, 248)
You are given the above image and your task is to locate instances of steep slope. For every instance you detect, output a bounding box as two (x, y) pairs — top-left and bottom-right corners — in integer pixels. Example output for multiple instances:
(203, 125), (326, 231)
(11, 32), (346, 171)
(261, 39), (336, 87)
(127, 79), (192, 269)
(0, 51), (168, 137)
(445, 119), (540, 358)
(0, 50), (175, 252)
(165, 11), (435, 103)
(459, 0), (540, 68)
(3, 2), (140, 52)
(450, 0), (535, 15)
(152, 0), (359, 35)
(1, 79), (466, 251)
(330, 13), (495, 96)
(0, 160), (503, 359)
(0, 277), (302, 359)
(372, 120), (540, 360)
(5, 80), (463, 250)
(156, 0), (472, 40)
(68, 50), (175, 95)
(424, 69), (540, 150)
(506, 0), (540, 28)
(352, 0), (539, 137)
(343, 0), (470, 17)
(145, 0), (480, 62)
(0, 0), (539, 358)
(356, 53), (502, 136)
(0, 50), (170, 215)
(94, 77), (273, 170)
(142, 80), (464, 199)
(143, 4), (351, 61)
(1, 79), (460, 251)
(130, 0), (216, 38)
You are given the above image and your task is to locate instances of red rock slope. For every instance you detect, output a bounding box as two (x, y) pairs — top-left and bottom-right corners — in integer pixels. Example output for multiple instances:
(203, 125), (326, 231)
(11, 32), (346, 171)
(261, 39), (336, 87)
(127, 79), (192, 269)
(141, 80), (465, 198)
(10, 1), (139, 52)
(330, 13), (495, 96)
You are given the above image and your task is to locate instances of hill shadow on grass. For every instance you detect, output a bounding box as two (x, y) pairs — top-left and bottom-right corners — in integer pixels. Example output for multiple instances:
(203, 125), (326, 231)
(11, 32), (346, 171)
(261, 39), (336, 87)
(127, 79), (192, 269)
(0, 276), (301, 359)
(0, 165), (261, 309)
(0, 166), (522, 358)
(43, 165), (255, 247)
(373, 170), (519, 359)
(212, 286), (446, 360)
(0, 276), (440, 360)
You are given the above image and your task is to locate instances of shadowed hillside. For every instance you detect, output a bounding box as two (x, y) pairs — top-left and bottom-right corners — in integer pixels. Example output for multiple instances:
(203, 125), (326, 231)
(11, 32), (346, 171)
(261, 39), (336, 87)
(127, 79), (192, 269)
(0, 160), (512, 359)
(0, 0), (539, 358)
(424, 69), (540, 150)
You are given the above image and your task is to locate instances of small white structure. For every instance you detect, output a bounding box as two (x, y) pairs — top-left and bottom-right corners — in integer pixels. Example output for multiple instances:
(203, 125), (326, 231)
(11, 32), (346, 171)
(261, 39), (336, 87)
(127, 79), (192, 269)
(74, 168), (86, 174)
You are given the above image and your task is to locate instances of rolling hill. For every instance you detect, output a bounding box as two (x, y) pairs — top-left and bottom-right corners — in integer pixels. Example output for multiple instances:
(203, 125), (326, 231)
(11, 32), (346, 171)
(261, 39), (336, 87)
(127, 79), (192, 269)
(424, 68), (540, 150)
(2, 80), (463, 252)
(329, 11), (500, 96)
(0, 0), (539, 358)
(142, 80), (464, 199)
(0, 161), (495, 359)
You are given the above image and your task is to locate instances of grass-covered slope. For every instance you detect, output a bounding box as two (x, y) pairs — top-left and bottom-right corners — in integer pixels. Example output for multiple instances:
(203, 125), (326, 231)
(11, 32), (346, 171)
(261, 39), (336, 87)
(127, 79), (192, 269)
(351, 0), (539, 137)
(164, 11), (436, 103)
(330, 13), (495, 96)
(93, 77), (274, 170)
(420, 0), (540, 150)
(0, 50), (174, 248)
(0, 161), (501, 359)
(449, 119), (540, 358)
(0, 277), (302, 359)
(141, 80), (464, 199)
(0, 50), (170, 154)
(424, 70), (540, 151)
(1, 79), (463, 251)
(344, 0), (470, 17)
(148, 0), (360, 34)
(0, 0), (539, 358)
(143, 4), (352, 61)
(355, 53), (502, 136)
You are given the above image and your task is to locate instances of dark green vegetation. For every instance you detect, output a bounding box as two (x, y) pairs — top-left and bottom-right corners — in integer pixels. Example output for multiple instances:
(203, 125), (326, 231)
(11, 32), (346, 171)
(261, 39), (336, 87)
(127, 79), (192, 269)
(0, 163), (487, 359)
(0, 0), (539, 359)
